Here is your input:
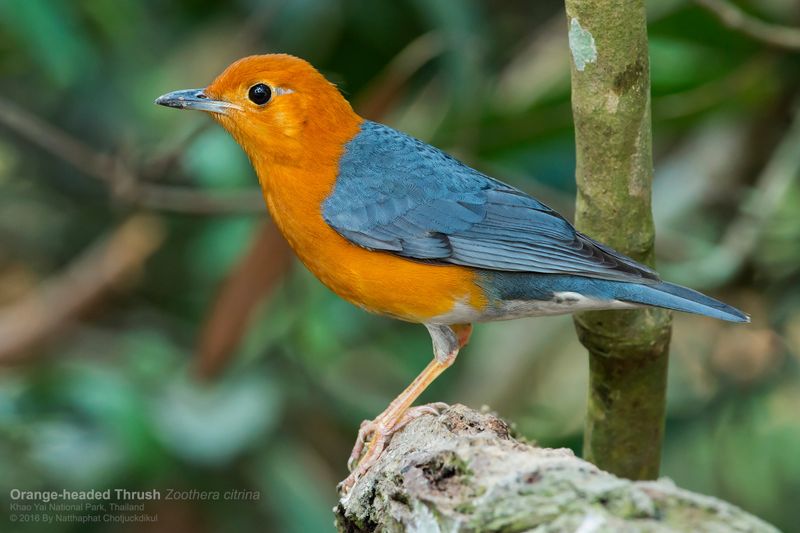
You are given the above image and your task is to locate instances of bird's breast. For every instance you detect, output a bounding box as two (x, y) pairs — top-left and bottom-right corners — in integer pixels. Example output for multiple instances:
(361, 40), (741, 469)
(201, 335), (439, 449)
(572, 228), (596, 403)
(256, 152), (487, 324)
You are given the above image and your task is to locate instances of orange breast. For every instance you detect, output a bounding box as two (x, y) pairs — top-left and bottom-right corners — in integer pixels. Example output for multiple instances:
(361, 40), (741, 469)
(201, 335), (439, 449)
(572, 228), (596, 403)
(254, 145), (486, 324)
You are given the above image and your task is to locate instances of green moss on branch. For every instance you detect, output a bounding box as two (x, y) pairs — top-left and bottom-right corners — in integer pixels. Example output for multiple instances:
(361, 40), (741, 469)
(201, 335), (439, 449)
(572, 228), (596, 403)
(335, 406), (778, 532)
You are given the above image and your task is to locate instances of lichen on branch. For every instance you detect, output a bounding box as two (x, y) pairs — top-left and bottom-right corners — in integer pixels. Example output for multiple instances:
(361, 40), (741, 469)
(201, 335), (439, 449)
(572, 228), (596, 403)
(335, 405), (777, 532)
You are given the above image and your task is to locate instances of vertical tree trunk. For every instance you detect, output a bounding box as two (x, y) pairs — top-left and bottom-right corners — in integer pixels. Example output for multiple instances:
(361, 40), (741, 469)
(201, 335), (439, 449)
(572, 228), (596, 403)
(564, 0), (673, 480)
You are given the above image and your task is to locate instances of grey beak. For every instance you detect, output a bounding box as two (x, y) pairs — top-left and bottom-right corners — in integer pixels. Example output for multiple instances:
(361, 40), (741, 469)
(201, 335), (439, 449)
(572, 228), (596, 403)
(154, 88), (240, 114)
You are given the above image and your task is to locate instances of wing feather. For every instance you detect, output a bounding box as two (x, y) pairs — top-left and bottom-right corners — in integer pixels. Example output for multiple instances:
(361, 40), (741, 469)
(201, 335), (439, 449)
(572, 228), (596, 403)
(322, 121), (659, 283)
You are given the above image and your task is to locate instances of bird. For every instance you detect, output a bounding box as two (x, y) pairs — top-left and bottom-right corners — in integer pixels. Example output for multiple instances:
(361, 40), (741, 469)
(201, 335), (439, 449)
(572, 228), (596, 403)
(155, 54), (748, 493)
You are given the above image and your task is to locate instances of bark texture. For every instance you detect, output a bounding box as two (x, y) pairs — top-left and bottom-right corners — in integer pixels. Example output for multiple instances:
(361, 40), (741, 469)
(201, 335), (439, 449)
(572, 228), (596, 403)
(564, 0), (673, 479)
(334, 405), (776, 533)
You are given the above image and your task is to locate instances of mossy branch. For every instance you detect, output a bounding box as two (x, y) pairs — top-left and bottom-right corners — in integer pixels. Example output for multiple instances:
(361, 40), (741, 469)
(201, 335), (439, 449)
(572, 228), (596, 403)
(335, 405), (777, 532)
(564, 0), (673, 480)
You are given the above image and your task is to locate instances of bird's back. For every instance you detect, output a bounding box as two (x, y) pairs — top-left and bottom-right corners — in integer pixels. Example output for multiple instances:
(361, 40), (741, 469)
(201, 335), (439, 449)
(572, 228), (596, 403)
(324, 121), (659, 283)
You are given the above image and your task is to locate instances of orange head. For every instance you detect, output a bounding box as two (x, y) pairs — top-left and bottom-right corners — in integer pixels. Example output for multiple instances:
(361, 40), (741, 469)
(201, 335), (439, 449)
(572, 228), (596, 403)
(155, 54), (361, 169)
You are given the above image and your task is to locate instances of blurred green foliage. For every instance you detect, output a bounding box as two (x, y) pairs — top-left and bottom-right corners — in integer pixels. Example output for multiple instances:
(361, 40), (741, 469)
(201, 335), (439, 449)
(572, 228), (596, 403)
(1, 0), (799, 531)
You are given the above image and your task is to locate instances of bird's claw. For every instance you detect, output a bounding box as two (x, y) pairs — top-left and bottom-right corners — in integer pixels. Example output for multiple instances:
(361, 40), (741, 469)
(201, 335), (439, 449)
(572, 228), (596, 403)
(346, 402), (448, 472)
(340, 402), (450, 495)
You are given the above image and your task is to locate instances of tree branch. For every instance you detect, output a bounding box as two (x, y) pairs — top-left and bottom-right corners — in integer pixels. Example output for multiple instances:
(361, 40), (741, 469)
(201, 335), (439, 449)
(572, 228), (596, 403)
(0, 96), (264, 215)
(194, 223), (293, 379)
(564, 1), (672, 479)
(335, 405), (778, 532)
(695, 0), (800, 51)
(0, 214), (165, 363)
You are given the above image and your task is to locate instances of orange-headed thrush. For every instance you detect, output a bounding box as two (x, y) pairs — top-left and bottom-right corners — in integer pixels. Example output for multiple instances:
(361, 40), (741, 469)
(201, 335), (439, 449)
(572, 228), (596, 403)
(156, 54), (749, 492)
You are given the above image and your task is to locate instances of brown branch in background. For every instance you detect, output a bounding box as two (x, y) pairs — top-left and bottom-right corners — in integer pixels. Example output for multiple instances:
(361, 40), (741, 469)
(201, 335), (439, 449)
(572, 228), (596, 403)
(0, 215), (165, 364)
(695, 0), (800, 50)
(194, 223), (292, 380)
(140, 121), (212, 180)
(0, 96), (264, 215)
(355, 32), (444, 120)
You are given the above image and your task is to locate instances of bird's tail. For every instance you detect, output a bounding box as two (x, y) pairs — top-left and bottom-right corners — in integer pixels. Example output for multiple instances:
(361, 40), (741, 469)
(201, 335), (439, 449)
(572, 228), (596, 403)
(621, 281), (749, 323)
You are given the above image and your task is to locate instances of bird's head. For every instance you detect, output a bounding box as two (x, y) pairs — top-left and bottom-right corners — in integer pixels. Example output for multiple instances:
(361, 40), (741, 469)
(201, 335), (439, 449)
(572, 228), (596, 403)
(155, 54), (359, 166)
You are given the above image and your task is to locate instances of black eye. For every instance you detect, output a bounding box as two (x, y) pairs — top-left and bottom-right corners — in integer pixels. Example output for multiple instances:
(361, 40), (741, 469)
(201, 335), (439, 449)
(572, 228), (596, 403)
(248, 83), (272, 105)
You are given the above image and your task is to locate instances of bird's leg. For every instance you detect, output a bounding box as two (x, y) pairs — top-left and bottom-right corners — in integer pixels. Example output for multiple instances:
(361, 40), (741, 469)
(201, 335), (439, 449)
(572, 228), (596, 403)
(452, 323), (473, 348)
(339, 323), (471, 495)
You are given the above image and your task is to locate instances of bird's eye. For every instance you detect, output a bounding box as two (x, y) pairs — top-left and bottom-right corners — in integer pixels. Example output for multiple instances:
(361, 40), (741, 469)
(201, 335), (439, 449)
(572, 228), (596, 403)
(248, 83), (272, 105)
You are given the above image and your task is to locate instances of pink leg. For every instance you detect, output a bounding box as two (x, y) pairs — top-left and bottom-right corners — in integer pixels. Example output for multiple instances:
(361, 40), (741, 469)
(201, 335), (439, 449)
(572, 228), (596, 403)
(339, 324), (472, 495)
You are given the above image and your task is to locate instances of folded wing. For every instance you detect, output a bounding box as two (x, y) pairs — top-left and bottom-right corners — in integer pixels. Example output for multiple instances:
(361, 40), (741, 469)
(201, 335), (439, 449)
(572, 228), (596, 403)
(322, 121), (659, 284)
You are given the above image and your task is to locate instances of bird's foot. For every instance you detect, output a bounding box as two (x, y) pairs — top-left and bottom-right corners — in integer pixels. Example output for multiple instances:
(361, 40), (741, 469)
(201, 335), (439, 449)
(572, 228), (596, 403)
(338, 402), (449, 495)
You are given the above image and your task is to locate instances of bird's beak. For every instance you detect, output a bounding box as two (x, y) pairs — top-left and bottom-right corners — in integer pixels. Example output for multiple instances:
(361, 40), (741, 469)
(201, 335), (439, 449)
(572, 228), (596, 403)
(154, 88), (240, 114)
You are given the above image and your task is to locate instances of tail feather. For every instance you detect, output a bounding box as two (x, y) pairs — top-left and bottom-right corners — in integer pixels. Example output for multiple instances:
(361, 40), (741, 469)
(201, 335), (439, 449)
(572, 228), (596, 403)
(621, 281), (749, 323)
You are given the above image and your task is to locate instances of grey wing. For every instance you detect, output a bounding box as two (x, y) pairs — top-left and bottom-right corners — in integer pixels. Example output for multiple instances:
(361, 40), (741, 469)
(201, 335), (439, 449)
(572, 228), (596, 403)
(322, 121), (660, 283)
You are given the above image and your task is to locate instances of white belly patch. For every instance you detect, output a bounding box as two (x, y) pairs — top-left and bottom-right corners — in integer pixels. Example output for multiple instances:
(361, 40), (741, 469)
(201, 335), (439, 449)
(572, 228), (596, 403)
(429, 291), (640, 325)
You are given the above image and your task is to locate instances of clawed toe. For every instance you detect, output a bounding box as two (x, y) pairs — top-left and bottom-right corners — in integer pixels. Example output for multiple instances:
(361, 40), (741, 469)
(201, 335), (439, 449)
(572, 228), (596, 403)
(341, 403), (450, 494)
(347, 419), (383, 472)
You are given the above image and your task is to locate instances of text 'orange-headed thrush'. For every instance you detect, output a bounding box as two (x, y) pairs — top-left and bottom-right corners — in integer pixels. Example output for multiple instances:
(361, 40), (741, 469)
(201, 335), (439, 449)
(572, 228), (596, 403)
(156, 54), (748, 493)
